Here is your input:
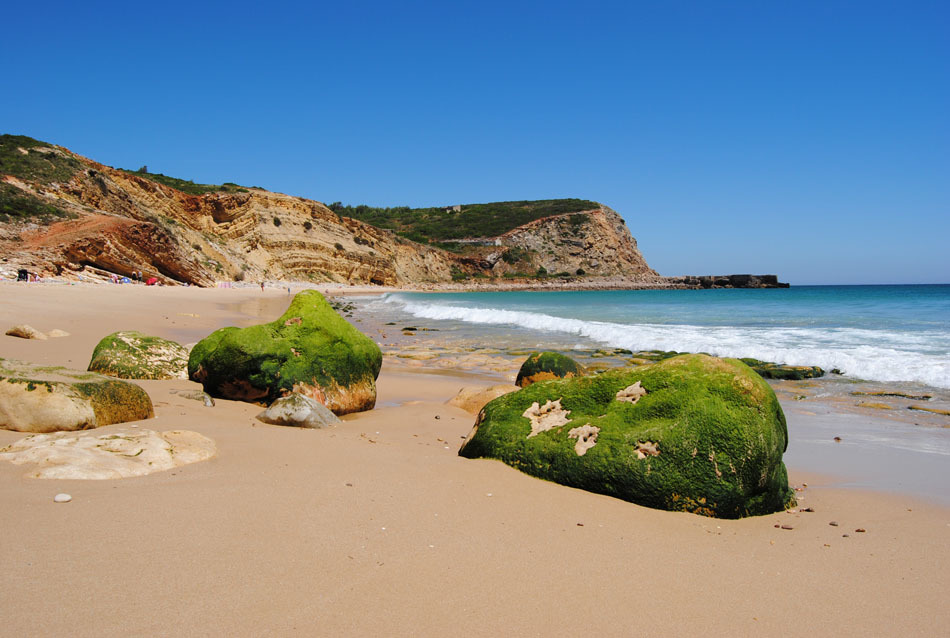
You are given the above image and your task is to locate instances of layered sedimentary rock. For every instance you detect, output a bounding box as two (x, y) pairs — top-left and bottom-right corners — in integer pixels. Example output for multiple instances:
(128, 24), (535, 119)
(496, 208), (659, 279)
(0, 140), (657, 286)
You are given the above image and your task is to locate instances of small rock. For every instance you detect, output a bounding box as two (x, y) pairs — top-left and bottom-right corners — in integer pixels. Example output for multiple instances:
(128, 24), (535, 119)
(5, 325), (46, 340)
(256, 393), (341, 428)
(434, 415), (440, 420)
(800, 507), (815, 512)
(829, 521), (839, 526)
(833, 436), (842, 442)
(780, 524), (793, 530)
(48, 329), (70, 338)
(53, 493), (72, 503)
(855, 528), (866, 533)
(843, 534), (850, 537)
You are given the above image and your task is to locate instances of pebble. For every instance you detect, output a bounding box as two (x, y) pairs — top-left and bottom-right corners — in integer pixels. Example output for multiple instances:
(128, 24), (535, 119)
(829, 521), (839, 526)
(53, 493), (72, 503)
(855, 528), (866, 533)
(800, 507), (815, 512)
(781, 525), (794, 530)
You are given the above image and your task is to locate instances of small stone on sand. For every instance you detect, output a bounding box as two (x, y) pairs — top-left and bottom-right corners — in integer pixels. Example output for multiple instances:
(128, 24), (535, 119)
(53, 493), (72, 503)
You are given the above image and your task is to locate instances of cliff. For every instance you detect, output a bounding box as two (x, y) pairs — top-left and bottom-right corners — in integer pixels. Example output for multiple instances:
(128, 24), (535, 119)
(0, 136), (659, 287)
(0, 135), (784, 289)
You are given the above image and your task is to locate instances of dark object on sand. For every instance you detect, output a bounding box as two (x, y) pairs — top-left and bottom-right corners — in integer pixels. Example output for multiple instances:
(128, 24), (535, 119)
(17, 269), (28, 282)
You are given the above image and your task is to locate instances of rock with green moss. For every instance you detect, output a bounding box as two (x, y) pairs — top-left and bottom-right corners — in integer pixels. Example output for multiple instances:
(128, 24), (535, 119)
(0, 358), (154, 433)
(88, 331), (189, 380)
(516, 351), (585, 387)
(739, 358), (824, 380)
(460, 354), (795, 518)
(188, 290), (382, 414)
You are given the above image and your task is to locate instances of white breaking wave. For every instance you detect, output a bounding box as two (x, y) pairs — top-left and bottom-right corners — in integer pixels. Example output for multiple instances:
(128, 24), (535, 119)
(383, 296), (950, 389)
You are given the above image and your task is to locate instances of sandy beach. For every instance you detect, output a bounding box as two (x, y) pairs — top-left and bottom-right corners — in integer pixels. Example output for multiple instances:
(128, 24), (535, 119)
(1, 282), (948, 636)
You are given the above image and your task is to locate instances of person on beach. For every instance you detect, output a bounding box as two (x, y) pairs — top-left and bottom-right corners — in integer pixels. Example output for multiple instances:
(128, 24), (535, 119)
(261, 281), (265, 292)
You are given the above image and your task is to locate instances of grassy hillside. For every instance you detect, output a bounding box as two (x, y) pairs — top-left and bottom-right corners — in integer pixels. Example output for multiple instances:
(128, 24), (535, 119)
(0, 134), (83, 184)
(328, 198), (600, 243)
(119, 169), (250, 195)
(0, 183), (73, 223)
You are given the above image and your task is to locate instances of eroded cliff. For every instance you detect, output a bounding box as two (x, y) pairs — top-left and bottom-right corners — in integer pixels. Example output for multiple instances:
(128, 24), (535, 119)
(0, 138), (659, 287)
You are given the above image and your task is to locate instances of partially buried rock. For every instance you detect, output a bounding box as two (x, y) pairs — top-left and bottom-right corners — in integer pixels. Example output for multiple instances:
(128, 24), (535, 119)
(0, 358), (154, 433)
(5, 325), (46, 340)
(516, 351), (585, 387)
(170, 389), (215, 407)
(0, 427), (215, 479)
(189, 290), (382, 415)
(460, 354), (795, 518)
(448, 384), (520, 415)
(256, 393), (341, 428)
(88, 331), (189, 380)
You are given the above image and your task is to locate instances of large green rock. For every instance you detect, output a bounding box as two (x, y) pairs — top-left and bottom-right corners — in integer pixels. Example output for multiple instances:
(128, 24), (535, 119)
(188, 290), (382, 415)
(88, 331), (189, 380)
(0, 358), (154, 433)
(460, 354), (795, 518)
(516, 351), (585, 387)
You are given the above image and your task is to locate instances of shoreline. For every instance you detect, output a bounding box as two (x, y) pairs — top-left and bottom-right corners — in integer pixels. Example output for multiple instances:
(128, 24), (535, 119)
(1, 283), (948, 635)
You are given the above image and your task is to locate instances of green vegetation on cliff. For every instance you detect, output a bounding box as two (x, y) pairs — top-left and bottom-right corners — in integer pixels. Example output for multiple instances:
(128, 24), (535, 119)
(328, 198), (600, 243)
(0, 183), (73, 223)
(119, 168), (249, 195)
(0, 134), (82, 184)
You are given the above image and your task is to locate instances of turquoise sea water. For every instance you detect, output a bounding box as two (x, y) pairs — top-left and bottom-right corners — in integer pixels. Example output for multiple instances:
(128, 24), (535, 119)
(370, 285), (950, 389)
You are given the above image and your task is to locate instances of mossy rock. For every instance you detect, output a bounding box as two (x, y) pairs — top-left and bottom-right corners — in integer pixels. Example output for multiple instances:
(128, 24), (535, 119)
(0, 358), (154, 433)
(88, 331), (189, 380)
(516, 351), (585, 387)
(460, 354), (795, 518)
(739, 358), (824, 380)
(188, 290), (382, 414)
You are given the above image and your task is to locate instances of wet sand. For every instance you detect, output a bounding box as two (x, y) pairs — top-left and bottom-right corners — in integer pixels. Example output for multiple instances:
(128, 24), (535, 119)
(1, 282), (948, 636)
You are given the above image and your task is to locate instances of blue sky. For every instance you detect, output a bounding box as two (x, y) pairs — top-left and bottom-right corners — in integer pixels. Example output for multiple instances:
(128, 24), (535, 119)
(3, 1), (947, 284)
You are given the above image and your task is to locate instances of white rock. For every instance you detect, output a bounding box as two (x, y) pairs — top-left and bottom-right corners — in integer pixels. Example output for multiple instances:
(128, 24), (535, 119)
(0, 428), (216, 479)
(53, 493), (72, 503)
(256, 393), (340, 428)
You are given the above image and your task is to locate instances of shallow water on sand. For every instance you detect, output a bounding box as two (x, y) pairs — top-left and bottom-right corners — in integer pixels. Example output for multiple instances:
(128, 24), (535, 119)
(345, 289), (950, 505)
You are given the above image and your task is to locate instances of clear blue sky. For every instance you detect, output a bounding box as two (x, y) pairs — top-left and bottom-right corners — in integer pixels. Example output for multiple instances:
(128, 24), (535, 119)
(3, 1), (947, 284)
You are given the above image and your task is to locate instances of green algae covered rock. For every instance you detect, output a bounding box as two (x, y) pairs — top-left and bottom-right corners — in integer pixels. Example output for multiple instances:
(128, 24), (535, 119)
(188, 290), (382, 415)
(738, 358), (825, 380)
(0, 358), (154, 433)
(516, 351), (585, 387)
(88, 331), (190, 380)
(460, 354), (795, 518)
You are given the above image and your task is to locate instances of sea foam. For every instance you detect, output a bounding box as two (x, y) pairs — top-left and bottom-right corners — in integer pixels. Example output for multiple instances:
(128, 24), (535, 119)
(383, 295), (950, 389)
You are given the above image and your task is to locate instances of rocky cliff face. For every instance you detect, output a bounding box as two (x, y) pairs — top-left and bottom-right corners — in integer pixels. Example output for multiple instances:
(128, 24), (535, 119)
(0, 142), (658, 287)
(496, 208), (659, 279)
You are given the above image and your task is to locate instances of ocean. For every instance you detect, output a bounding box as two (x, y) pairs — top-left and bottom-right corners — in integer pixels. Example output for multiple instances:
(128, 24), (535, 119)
(367, 284), (950, 390)
(351, 283), (950, 503)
